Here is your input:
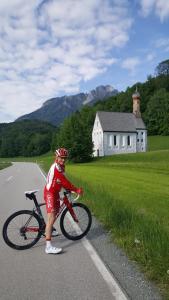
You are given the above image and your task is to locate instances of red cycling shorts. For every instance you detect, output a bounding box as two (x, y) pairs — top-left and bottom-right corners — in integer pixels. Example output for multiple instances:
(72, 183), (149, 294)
(44, 189), (60, 214)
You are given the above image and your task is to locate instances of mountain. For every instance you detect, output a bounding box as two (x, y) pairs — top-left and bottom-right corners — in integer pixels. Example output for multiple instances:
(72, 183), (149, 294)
(16, 85), (118, 126)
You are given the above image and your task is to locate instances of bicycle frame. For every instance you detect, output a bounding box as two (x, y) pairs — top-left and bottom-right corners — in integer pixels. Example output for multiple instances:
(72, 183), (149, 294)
(3, 189), (92, 249)
(25, 191), (79, 234)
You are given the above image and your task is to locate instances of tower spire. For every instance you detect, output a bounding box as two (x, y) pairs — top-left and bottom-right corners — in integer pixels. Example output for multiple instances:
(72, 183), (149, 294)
(132, 87), (141, 118)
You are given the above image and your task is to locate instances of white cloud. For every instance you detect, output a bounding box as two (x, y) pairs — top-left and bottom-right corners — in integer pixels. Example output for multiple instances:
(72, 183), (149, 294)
(154, 37), (169, 52)
(121, 57), (141, 72)
(0, 0), (133, 122)
(140, 0), (169, 21)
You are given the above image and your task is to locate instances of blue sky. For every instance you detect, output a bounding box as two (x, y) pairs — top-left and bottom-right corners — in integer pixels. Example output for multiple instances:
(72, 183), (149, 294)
(0, 0), (169, 123)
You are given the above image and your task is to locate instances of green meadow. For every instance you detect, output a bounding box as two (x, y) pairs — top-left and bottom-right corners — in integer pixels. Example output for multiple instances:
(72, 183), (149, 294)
(148, 135), (169, 151)
(66, 152), (169, 296)
(0, 135), (169, 298)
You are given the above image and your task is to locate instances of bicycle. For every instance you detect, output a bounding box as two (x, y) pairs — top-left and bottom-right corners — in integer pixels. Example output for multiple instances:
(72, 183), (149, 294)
(2, 189), (92, 250)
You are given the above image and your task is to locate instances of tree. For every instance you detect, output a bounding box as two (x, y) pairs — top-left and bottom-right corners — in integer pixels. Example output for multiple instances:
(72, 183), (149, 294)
(155, 59), (169, 76)
(145, 89), (169, 135)
(54, 111), (93, 162)
(25, 134), (51, 156)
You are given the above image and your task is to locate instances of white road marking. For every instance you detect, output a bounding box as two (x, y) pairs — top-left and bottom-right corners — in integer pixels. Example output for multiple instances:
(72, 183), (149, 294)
(82, 237), (128, 300)
(66, 213), (128, 299)
(37, 164), (47, 182)
(6, 176), (13, 182)
(38, 163), (128, 300)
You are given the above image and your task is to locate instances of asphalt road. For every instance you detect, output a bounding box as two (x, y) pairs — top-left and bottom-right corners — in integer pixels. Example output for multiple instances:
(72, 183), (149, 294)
(0, 162), (128, 300)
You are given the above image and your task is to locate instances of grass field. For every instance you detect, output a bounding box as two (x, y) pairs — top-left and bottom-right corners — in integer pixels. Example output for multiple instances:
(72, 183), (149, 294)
(148, 136), (169, 151)
(65, 150), (169, 298)
(0, 136), (169, 298)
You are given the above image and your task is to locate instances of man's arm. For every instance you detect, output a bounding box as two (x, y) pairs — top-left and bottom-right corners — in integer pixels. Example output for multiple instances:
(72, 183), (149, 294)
(56, 170), (78, 192)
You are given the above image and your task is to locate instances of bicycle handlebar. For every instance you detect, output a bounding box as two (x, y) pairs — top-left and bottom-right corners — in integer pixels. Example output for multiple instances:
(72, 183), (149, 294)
(63, 190), (80, 202)
(71, 191), (80, 202)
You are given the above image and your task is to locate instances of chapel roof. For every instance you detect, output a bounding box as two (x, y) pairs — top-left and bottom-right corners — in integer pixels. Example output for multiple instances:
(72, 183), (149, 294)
(97, 111), (146, 132)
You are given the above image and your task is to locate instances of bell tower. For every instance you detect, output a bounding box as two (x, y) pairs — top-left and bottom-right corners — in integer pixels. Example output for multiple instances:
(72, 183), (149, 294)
(132, 87), (141, 118)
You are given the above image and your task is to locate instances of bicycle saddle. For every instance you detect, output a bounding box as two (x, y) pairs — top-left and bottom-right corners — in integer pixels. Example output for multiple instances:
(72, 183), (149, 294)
(25, 190), (39, 200)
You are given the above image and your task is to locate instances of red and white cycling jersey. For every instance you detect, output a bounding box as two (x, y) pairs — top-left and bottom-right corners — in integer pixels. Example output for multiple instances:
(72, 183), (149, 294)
(44, 162), (78, 195)
(44, 162), (78, 213)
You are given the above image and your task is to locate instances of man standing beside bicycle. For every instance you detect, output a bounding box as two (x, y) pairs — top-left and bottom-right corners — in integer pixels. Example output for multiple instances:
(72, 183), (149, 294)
(44, 148), (83, 254)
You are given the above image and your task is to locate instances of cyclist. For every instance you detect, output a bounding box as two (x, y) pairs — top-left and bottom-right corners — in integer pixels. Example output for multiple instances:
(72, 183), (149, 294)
(44, 148), (83, 254)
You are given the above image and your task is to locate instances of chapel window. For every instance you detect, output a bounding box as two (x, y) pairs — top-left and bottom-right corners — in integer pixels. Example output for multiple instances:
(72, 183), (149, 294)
(127, 136), (131, 146)
(114, 135), (117, 146)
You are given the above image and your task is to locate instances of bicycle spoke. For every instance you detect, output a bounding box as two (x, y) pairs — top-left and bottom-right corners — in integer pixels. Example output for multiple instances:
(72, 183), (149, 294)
(7, 216), (38, 244)
(3, 210), (42, 250)
(60, 203), (92, 240)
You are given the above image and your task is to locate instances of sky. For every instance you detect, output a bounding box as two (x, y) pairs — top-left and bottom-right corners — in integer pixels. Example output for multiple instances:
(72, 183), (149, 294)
(0, 0), (169, 123)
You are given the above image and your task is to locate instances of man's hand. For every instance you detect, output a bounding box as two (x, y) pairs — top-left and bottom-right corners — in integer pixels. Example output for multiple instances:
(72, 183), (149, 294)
(76, 188), (83, 195)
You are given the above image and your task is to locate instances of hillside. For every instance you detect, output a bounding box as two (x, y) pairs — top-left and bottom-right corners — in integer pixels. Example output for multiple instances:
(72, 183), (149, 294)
(16, 85), (118, 126)
(0, 120), (55, 157)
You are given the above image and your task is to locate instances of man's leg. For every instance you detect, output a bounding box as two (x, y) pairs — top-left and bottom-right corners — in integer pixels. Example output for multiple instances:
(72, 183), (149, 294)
(45, 212), (56, 240)
(45, 212), (62, 254)
(44, 192), (62, 254)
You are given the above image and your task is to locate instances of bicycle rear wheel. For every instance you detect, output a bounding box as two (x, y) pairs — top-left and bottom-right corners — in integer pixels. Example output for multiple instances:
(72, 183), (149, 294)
(3, 210), (43, 250)
(60, 203), (92, 240)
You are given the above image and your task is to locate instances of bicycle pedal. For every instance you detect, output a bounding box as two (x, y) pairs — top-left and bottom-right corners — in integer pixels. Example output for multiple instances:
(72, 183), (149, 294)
(51, 234), (59, 237)
(51, 232), (60, 237)
(43, 232), (60, 238)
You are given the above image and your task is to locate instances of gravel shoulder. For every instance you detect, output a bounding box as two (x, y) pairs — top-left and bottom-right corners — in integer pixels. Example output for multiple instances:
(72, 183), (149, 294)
(86, 215), (162, 300)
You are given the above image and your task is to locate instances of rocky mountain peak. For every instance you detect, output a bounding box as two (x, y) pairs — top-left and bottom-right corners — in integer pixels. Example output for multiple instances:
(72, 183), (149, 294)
(83, 85), (118, 105)
(16, 84), (118, 126)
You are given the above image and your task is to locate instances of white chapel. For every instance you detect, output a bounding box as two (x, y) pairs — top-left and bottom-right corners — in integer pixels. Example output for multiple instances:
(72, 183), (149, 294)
(92, 90), (147, 157)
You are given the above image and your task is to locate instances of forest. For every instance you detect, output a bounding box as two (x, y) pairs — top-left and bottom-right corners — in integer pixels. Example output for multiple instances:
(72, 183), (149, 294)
(0, 120), (55, 157)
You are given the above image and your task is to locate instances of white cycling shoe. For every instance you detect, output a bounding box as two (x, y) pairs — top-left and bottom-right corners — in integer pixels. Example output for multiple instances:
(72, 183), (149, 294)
(45, 246), (62, 254)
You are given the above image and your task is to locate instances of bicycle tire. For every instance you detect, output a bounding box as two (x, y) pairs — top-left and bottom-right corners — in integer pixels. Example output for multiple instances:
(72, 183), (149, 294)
(60, 203), (92, 240)
(2, 210), (43, 250)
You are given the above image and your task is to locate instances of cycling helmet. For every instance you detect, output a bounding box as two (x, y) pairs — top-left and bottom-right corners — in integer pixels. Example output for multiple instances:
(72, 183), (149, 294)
(55, 148), (68, 158)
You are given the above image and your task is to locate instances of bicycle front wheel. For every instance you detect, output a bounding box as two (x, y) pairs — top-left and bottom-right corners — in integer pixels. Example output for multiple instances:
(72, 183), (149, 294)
(60, 203), (92, 240)
(3, 210), (43, 250)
